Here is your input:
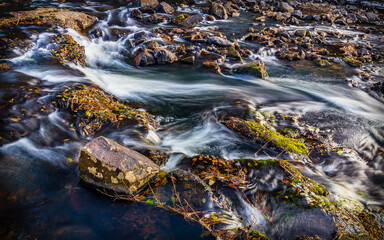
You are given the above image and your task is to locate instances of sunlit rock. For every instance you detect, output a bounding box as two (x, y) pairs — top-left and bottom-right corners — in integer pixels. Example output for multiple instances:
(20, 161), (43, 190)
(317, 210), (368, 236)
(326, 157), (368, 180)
(79, 136), (160, 195)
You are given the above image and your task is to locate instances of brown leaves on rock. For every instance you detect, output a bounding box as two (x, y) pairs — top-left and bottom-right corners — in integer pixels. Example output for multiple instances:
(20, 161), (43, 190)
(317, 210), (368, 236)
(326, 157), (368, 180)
(58, 86), (157, 135)
(50, 34), (86, 66)
(185, 154), (248, 188)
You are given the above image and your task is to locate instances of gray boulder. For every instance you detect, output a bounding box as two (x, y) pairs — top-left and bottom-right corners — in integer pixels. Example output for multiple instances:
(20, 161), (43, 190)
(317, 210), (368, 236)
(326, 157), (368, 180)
(79, 136), (160, 195)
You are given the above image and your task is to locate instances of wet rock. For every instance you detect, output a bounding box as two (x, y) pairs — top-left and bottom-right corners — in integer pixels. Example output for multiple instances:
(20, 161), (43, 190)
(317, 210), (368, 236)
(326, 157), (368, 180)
(50, 34), (86, 67)
(0, 7), (96, 32)
(291, 9), (303, 19)
(313, 58), (331, 67)
(209, 2), (228, 20)
(222, 117), (307, 155)
(279, 2), (294, 13)
(343, 57), (363, 68)
(130, 9), (143, 19)
(206, 15), (216, 21)
(180, 55), (195, 64)
(79, 136), (160, 195)
(154, 48), (178, 64)
(146, 13), (164, 23)
(232, 60), (269, 79)
(180, 14), (203, 28)
(57, 86), (158, 135)
(143, 40), (160, 50)
(371, 81), (384, 94)
(366, 12), (378, 22)
(294, 29), (307, 37)
(139, 0), (159, 8)
(141, 149), (169, 166)
(208, 36), (234, 47)
(134, 49), (156, 66)
(155, 2), (175, 14)
(226, 47), (241, 60)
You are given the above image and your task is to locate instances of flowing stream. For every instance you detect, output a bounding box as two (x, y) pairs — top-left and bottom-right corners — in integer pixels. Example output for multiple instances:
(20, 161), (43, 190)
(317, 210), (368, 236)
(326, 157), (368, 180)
(1, 1), (384, 239)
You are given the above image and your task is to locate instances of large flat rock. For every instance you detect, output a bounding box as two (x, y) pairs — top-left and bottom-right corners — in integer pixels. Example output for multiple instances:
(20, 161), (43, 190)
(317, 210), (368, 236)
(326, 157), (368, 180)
(79, 136), (160, 195)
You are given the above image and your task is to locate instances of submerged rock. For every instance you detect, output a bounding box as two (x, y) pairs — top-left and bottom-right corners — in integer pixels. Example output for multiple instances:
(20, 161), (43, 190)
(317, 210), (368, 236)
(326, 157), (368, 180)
(79, 136), (160, 195)
(0, 7), (96, 32)
(232, 60), (269, 79)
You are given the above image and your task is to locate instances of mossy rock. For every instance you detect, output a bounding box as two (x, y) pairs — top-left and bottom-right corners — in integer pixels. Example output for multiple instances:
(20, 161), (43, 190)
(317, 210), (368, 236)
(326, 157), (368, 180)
(232, 60), (269, 79)
(344, 57), (363, 68)
(313, 58), (331, 67)
(221, 117), (307, 155)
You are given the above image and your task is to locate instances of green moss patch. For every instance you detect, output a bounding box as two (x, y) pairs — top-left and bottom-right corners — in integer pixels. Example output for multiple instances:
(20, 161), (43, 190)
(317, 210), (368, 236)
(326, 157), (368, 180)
(221, 117), (307, 155)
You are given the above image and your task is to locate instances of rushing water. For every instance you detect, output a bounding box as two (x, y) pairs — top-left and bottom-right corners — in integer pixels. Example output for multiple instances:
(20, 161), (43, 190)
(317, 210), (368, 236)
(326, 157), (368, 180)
(1, 1), (384, 239)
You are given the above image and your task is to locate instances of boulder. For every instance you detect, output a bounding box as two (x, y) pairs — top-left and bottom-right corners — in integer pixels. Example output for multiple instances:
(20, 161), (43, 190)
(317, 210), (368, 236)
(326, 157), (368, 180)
(180, 14), (203, 28)
(208, 36), (234, 47)
(209, 2), (228, 20)
(154, 48), (178, 64)
(139, 0), (159, 8)
(155, 2), (175, 14)
(134, 49), (156, 66)
(232, 60), (269, 79)
(79, 136), (160, 195)
(0, 7), (96, 32)
(279, 2), (294, 13)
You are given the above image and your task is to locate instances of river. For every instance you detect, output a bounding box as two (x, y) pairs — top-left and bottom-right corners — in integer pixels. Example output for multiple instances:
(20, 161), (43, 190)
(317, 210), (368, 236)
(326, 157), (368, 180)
(0, 1), (383, 239)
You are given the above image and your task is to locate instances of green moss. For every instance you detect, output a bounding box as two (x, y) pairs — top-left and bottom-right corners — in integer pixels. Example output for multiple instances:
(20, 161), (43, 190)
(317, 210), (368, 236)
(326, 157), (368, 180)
(343, 57), (363, 68)
(250, 230), (270, 239)
(245, 120), (307, 155)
